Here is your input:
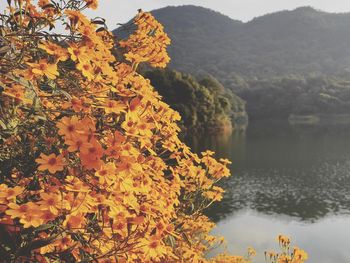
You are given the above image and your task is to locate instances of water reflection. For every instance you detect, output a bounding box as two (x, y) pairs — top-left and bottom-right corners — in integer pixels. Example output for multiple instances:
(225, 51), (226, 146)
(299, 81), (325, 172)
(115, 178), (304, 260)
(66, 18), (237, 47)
(186, 121), (350, 222)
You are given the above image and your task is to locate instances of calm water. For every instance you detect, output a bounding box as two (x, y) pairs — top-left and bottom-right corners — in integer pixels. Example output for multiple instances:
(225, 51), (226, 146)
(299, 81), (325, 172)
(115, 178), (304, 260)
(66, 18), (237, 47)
(187, 121), (350, 263)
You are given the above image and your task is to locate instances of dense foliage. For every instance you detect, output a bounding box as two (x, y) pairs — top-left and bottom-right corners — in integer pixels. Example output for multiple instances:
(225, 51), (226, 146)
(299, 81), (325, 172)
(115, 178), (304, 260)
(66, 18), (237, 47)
(144, 69), (247, 133)
(0, 1), (307, 262)
(235, 73), (350, 120)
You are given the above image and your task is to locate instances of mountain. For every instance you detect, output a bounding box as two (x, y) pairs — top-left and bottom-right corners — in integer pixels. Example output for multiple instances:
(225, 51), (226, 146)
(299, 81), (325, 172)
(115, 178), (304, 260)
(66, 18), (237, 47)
(147, 5), (350, 90)
(114, 6), (350, 121)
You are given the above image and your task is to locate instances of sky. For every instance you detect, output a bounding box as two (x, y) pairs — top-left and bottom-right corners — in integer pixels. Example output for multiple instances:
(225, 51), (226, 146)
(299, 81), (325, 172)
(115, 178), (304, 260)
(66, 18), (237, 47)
(85, 0), (350, 29)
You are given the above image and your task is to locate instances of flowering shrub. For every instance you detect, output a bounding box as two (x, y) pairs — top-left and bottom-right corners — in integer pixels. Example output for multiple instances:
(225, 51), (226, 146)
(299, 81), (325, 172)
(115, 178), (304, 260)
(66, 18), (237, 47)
(263, 236), (308, 263)
(0, 1), (307, 262)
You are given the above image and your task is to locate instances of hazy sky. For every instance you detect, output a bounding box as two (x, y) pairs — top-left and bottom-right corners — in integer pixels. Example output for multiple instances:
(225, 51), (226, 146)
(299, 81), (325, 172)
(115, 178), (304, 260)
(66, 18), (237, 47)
(85, 0), (350, 29)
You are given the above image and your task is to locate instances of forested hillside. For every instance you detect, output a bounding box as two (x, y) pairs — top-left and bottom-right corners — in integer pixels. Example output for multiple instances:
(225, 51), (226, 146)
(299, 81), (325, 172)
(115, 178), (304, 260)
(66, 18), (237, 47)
(144, 70), (247, 132)
(149, 6), (350, 87)
(238, 74), (350, 120)
(115, 5), (350, 122)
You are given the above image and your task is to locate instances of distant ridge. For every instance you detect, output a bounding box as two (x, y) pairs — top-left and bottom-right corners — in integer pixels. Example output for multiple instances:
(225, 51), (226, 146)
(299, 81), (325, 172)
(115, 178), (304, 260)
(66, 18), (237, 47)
(133, 5), (350, 89)
(152, 5), (241, 22)
(113, 5), (350, 121)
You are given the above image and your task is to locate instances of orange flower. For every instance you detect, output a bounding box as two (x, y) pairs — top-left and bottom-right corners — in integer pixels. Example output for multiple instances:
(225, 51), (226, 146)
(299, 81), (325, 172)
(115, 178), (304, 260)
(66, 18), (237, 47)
(57, 116), (80, 139)
(121, 114), (138, 135)
(293, 247), (308, 261)
(0, 185), (23, 201)
(95, 162), (117, 185)
(105, 145), (121, 159)
(27, 59), (59, 79)
(65, 135), (91, 152)
(67, 43), (89, 62)
(38, 42), (69, 61)
(65, 176), (90, 193)
(6, 203), (30, 219)
(97, 98), (126, 114)
(80, 117), (96, 133)
(64, 213), (85, 229)
(129, 97), (142, 114)
(20, 204), (44, 228)
(54, 235), (75, 251)
(278, 234), (291, 246)
(35, 153), (66, 173)
(40, 210), (57, 223)
(63, 96), (91, 112)
(38, 192), (62, 215)
(117, 156), (142, 175)
(77, 61), (94, 81)
(6, 202), (43, 228)
(80, 139), (104, 159)
(105, 131), (126, 146)
(136, 118), (154, 137)
(140, 235), (167, 259)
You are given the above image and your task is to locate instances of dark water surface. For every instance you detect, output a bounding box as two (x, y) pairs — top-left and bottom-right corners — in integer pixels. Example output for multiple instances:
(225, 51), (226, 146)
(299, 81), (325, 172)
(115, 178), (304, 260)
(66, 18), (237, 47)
(187, 121), (350, 263)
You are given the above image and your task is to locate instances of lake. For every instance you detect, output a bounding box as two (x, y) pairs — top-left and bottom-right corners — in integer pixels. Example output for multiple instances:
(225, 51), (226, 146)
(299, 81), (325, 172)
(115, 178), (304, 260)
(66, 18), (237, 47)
(186, 120), (350, 263)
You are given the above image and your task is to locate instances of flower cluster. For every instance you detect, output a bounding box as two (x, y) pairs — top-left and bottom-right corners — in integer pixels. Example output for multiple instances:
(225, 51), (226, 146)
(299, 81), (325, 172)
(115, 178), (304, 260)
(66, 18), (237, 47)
(0, 1), (233, 262)
(0, 1), (307, 262)
(119, 11), (171, 69)
(264, 236), (308, 263)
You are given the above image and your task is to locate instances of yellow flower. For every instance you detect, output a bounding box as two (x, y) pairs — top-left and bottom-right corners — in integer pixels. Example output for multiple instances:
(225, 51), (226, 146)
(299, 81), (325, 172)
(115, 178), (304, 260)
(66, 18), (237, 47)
(96, 98), (126, 114)
(6, 203), (30, 219)
(67, 43), (89, 62)
(27, 59), (59, 79)
(35, 153), (66, 173)
(140, 235), (167, 260)
(0, 185), (23, 201)
(95, 162), (117, 185)
(63, 213), (85, 229)
(38, 42), (69, 61)
(38, 192), (62, 215)
(278, 234), (291, 247)
(293, 247), (308, 262)
(77, 61), (94, 81)
(57, 116), (80, 139)
(19, 204), (44, 228)
(6, 202), (43, 228)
